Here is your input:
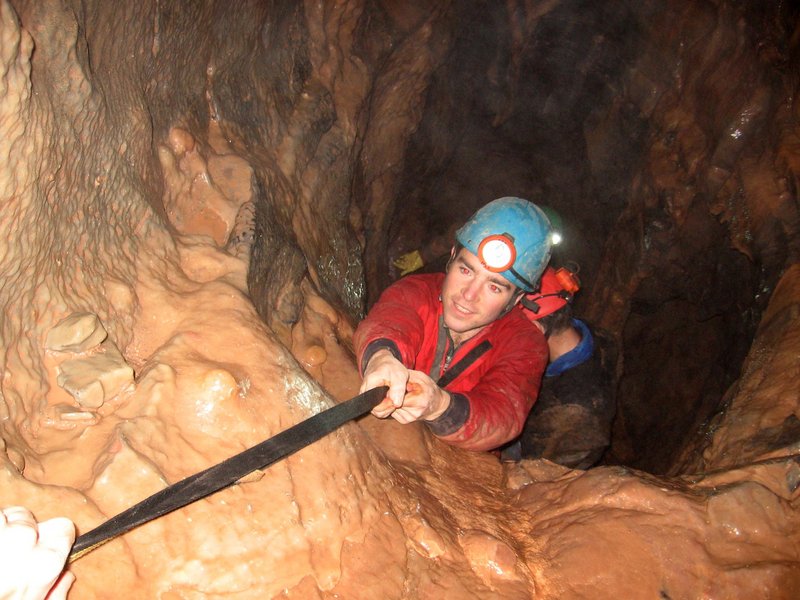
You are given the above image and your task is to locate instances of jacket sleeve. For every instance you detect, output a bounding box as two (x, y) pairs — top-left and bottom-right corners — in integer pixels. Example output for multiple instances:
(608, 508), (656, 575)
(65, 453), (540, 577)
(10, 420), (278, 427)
(429, 317), (548, 451)
(353, 276), (432, 373)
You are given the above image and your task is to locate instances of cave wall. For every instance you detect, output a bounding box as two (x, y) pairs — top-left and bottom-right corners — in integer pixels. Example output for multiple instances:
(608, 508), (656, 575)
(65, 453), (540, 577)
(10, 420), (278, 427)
(0, 0), (798, 597)
(59, 0), (452, 335)
(588, 0), (800, 472)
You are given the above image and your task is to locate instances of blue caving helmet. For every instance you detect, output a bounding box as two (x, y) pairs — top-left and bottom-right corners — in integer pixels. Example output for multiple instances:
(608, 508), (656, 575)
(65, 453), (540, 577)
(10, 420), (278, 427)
(455, 197), (553, 292)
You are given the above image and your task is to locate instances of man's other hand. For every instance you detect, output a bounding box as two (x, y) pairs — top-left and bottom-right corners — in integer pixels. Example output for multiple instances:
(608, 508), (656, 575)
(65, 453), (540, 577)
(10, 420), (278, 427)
(389, 370), (451, 423)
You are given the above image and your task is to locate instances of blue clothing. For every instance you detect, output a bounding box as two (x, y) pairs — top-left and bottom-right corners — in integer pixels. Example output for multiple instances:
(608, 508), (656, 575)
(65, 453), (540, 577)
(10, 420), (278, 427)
(545, 318), (594, 377)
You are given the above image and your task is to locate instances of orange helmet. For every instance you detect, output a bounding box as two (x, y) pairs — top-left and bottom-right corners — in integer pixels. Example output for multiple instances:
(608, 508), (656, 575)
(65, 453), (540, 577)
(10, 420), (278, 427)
(521, 266), (580, 319)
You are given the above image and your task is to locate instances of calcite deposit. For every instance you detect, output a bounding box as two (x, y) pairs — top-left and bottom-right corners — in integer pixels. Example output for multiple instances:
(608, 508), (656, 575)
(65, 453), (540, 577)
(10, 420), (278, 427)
(0, 0), (798, 598)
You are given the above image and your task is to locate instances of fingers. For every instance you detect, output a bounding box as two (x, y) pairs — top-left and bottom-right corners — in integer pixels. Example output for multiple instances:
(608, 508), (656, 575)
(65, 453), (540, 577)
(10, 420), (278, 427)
(405, 381), (422, 396)
(363, 371), (404, 417)
(362, 351), (409, 413)
(382, 374), (430, 423)
(1, 506), (37, 526)
(403, 371), (449, 421)
(391, 407), (423, 424)
(361, 355), (440, 423)
(18, 520), (73, 600)
(369, 381), (417, 420)
(47, 571), (76, 600)
(371, 397), (396, 419)
(0, 506), (38, 551)
(0, 508), (74, 600)
(386, 370), (408, 408)
(37, 517), (76, 556)
(373, 379), (429, 422)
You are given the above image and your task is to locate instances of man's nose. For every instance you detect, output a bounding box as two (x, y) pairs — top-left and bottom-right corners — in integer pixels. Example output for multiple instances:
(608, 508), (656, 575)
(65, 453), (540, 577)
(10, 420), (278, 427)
(462, 279), (480, 302)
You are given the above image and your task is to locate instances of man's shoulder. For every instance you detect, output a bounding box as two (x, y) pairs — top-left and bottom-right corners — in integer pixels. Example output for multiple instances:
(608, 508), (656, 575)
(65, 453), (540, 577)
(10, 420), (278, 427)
(502, 305), (545, 331)
(489, 307), (547, 349)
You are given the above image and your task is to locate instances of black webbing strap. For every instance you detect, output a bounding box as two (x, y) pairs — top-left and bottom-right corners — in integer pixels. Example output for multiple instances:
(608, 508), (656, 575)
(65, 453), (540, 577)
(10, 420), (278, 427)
(69, 385), (388, 561)
(437, 340), (492, 388)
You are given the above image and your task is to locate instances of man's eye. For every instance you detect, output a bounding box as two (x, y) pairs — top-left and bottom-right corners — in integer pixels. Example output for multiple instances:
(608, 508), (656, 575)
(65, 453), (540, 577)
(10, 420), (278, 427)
(489, 284), (501, 293)
(460, 266), (470, 275)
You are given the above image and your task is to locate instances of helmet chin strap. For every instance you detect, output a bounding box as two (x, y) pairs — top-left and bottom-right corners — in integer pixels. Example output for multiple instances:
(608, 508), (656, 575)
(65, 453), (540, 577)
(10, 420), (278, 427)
(507, 265), (535, 292)
(499, 288), (525, 316)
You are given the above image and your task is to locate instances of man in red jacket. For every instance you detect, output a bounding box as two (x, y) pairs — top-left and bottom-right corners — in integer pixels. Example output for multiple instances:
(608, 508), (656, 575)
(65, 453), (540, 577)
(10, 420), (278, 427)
(354, 197), (554, 451)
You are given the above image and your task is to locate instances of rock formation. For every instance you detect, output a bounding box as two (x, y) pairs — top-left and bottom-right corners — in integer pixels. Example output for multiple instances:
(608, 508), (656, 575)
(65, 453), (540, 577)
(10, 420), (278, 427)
(0, 0), (798, 597)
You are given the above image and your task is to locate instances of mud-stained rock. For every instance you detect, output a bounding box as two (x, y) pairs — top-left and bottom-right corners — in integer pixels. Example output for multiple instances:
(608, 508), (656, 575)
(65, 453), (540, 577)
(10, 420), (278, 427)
(45, 313), (108, 353)
(517, 466), (800, 598)
(406, 514), (447, 559)
(459, 529), (525, 587)
(0, 0), (799, 599)
(56, 341), (134, 408)
(160, 125), (255, 246)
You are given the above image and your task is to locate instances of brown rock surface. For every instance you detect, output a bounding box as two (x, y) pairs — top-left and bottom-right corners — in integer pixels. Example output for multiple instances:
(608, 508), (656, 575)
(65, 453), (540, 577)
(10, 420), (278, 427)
(0, 0), (798, 598)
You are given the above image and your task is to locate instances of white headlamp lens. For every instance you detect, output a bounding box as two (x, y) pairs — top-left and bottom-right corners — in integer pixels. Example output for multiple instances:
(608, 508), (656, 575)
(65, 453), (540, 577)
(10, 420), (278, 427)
(478, 235), (516, 272)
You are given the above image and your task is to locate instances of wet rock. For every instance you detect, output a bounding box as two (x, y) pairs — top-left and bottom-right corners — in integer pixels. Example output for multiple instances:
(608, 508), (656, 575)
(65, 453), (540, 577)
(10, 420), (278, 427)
(45, 312), (107, 353)
(459, 529), (523, 585)
(0, 0), (799, 598)
(406, 515), (447, 559)
(56, 341), (134, 408)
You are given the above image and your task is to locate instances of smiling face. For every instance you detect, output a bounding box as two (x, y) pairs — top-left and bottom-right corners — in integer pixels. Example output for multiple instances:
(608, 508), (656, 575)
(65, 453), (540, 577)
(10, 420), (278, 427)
(441, 247), (520, 345)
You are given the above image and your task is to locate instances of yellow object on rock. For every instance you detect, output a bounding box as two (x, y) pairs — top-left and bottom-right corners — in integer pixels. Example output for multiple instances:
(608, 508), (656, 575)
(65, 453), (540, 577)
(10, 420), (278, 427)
(393, 249), (425, 275)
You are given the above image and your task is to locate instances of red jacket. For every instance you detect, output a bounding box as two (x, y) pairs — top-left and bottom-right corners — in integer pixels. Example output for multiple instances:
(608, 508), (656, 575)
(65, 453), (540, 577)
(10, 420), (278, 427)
(354, 273), (548, 451)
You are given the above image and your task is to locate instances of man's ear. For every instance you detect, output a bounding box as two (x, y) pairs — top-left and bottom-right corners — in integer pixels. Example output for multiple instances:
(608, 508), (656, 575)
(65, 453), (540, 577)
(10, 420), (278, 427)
(445, 246), (457, 272)
(512, 289), (525, 305)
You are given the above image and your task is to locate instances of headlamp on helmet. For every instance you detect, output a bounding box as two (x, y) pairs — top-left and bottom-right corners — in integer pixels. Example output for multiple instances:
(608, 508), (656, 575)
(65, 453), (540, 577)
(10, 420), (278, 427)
(522, 266), (581, 319)
(477, 234), (517, 272)
(553, 267), (580, 293)
(540, 205), (565, 247)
